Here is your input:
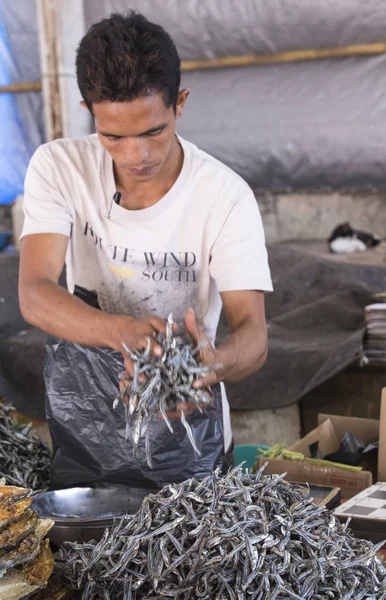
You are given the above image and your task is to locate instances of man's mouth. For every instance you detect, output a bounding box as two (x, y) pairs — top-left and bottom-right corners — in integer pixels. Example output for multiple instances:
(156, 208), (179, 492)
(127, 165), (156, 177)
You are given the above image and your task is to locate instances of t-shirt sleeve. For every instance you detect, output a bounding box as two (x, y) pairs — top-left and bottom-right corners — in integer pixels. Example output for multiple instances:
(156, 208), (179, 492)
(209, 187), (273, 292)
(21, 145), (73, 239)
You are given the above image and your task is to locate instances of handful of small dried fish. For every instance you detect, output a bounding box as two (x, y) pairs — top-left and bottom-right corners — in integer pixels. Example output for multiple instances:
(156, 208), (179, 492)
(0, 402), (51, 492)
(0, 481), (54, 599)
(115, 313), (217, 466)
(57, 465), (386, 599)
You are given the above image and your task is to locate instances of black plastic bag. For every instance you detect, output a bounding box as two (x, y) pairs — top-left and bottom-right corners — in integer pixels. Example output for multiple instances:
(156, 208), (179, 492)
(44, 337), (226, 490)
(315, 432), (379, 468)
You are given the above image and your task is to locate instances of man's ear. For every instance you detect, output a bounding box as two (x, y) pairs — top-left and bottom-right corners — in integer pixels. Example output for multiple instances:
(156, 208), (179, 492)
(80, 100), (88, 110)
(176, 89), (190, 119)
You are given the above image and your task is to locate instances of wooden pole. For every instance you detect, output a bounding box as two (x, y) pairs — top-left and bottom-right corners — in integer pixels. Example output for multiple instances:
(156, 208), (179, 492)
(181, 42), (386, 71)
(37, 0), (64, 140)
(0, 82), (42, 93)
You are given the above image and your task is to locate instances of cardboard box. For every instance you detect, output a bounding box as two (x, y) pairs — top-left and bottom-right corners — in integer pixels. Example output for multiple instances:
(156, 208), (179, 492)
(259, 457), (372, 499)
(257, 388), (386, 499)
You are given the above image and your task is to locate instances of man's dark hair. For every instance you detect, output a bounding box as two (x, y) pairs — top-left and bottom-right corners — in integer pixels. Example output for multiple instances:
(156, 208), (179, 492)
(76, 11), (181, 112)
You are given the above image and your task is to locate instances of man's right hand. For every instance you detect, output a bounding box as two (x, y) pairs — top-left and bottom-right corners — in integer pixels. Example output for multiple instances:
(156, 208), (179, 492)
(110, 315), (168, 379)
(19, 234), (180, 410)
(19, 234), (173, 380)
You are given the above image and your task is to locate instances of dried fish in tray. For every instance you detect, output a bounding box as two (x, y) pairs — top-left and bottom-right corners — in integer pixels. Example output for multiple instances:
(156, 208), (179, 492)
(0, 402), (51, 492)
(57, 465), (386, 599)
(116, 313), (218, 467)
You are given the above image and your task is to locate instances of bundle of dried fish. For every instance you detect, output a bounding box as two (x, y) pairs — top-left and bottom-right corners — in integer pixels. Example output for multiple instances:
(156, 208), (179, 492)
(0, 570), (41, 600)
(0, 485), (33, 531)
(115, 313), (217, 466)
(57, 465), (386, 599)
(0, 481), (54, 599)
(0, 517), (54, 577)
(22, 539), (54, 587)
(0, 402), (51, 492)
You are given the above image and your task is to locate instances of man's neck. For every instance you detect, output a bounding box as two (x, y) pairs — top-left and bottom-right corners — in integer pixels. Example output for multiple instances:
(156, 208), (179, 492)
(113, 136), (183, 211)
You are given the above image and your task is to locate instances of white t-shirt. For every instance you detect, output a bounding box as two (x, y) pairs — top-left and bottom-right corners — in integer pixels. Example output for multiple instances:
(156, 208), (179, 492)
(22, 134), (273, 450)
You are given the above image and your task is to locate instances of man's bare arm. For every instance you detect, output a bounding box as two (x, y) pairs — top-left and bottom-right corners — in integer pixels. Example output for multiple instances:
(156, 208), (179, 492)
(184, 290), (268, 388)
(218, 289), (268, 380)
(19, 234), (167, 368)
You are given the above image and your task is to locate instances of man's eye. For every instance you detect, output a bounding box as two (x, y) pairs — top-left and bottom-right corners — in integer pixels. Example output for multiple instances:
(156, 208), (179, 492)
(148, 129), (163, 136)
(107, 136), (121, 142)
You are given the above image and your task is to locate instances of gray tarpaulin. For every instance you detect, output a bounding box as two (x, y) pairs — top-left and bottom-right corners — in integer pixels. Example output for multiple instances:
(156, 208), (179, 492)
(84, 0), (386, 58)
(81, 0), (386, 191)
(178, 55), (386, 191)
(1, 247), (385, 419)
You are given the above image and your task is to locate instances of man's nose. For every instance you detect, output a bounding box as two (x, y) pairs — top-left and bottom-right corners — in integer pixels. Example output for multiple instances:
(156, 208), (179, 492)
(123, 137), (151, 165)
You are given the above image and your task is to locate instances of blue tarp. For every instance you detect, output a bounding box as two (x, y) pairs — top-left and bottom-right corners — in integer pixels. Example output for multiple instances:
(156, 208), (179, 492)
(0, 18), (31, 204)
(0, 1), (43, 206)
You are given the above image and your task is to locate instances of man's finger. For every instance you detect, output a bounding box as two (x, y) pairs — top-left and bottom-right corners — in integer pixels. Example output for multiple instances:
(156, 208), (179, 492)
(137, 335), (164, 358)
(184, 308), (217, 366)
(119, 377), (131, 395)
(119, 378), (125, 394)
(123, 356), (135, 377)
(178, 401), (196, 416)
(149, 316), (168, 334)
(193, 371), (219, 389)
(159, 408), (180, 421)
(184, 307), (206, 347)
(159, 401), (197, 421)
(149, 339), (164, 357)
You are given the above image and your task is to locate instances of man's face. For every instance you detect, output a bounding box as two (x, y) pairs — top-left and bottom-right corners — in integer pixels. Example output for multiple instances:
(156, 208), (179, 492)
(91, 91), (188, 183)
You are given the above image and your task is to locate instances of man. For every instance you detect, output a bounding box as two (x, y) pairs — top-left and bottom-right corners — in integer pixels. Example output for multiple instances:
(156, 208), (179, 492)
(19, 11), (272, 488)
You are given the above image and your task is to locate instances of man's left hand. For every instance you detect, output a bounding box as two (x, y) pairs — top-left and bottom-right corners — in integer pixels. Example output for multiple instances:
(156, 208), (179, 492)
(184, 307), (225, 389)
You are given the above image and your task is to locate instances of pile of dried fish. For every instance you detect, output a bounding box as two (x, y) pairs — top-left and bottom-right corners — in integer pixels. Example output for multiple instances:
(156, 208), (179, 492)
(0, 481), (54, 599)
(0, 402), (51, 492)
(115, 313), (217, 466)
(57, 465), (386, 599)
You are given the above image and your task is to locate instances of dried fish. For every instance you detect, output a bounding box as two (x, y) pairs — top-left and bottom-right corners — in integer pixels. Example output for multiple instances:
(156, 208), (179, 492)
(0, 496), (33, 530)
(0, 486), (31, 505)
(0, 517), (54, 577)
(0, 481), (54, 598)
(57, 465), (386, 599)
(21, 538), (54, 586)
(0, 569), (40, 600)
(0, 402), (51, 492)
(117, 313), (217, 466)
(0, 509), (38, 549)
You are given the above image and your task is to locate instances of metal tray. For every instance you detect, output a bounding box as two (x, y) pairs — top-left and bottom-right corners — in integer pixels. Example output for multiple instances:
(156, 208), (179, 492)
(32, 485), (153, 547)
